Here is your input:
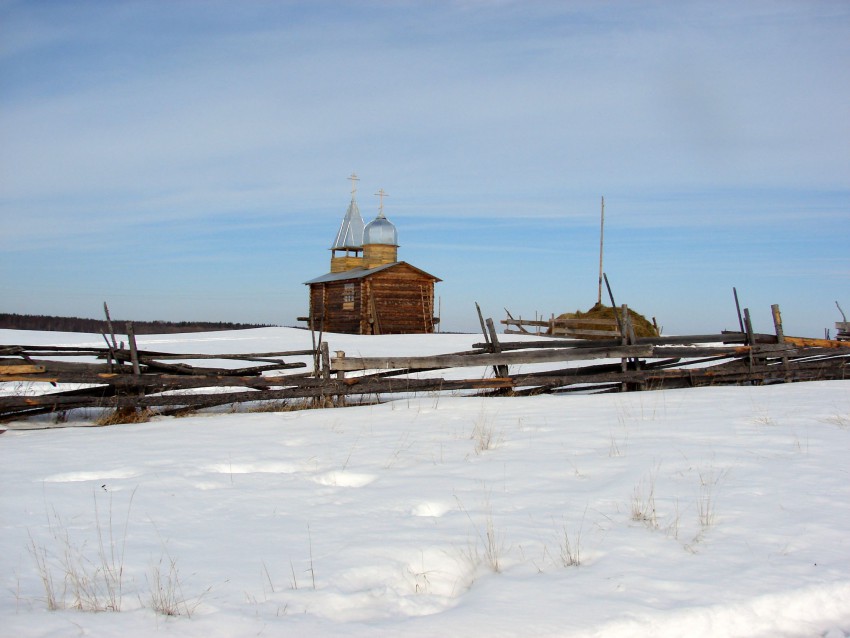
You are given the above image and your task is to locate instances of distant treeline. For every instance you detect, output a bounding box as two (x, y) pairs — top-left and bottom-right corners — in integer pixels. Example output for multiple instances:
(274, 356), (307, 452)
(0, 313), (277, 335)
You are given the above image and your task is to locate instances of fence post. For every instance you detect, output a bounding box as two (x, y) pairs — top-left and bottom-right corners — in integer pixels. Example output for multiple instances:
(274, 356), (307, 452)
(486, 317), (509, 378)
(126, 322), (141, 376)
(475, 302), (491, 348)
(772, 304), (790, 380)
(771, 304), (785, 343)
(743, 308), (756, 380)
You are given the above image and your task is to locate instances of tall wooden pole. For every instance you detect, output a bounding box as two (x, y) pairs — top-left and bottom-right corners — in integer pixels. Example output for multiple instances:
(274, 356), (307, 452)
(597, 196), (605, 306)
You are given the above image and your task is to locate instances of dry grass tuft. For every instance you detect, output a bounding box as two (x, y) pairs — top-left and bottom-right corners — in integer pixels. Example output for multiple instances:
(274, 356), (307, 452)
(94, 408), (157, 426)
(559, 509), (586, 567)
(247, 400), (297, 413)
(631, 470), (658, 529)
(148, 552), (204, 617)
(824, 413), (849, 429)
(698, 468), (727, 529)
(471, 409), (502, 454)
(28, 490), (135, 612)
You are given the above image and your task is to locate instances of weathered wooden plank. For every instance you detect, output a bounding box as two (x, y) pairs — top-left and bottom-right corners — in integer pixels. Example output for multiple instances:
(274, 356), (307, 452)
(1, 358), (118, 373)
(517, 357), (682, 380)
(649, 346), (751, 358)
(511, 358), (847, 392)
(551, 328), (622, 337)
(503, 319), (553, 328)
(0, 366), (44, 381)
(474, 333), (748, 352)
(136, 350), (316, 360)
(0, 344), (110, 354)
(783, 336), (850, 349)
(0, 376), (514, 411)
(2, 344), (316, 360)
(502, 317), (619, 328)
(330, 345), (654, 371)
(0, 369), (327, 392)
(136, 357), (305, 376)
(641, 333), (748, 346)
(555, 318), (619, 328)
(0, 364), (47, 375)
(783, 349), (850, 362)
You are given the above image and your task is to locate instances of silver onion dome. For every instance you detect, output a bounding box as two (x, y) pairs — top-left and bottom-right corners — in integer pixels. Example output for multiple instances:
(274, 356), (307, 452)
(363, 211), (398, 246)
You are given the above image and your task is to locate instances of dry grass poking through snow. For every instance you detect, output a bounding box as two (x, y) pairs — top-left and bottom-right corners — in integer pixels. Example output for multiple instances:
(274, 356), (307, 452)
(456, 494), (504, 574)
(823, 413), (849, 429)
(147, 551), (205, 617)
(27, 490), (208, 617)
(558, 510), (586, 567)
(631, 468), (659, 529)
(27, 491), (135, 612)
(697, 468), (728, 529)
(471, 409), (502, 454)
(94, 408), (157, 426)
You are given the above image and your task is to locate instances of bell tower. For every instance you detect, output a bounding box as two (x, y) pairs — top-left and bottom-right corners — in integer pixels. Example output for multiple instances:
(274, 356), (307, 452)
(330, 173), (365, 273)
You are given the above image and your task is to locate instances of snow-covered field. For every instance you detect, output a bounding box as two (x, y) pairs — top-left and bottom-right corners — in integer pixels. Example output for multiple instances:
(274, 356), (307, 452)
(1, 328), (849, 637)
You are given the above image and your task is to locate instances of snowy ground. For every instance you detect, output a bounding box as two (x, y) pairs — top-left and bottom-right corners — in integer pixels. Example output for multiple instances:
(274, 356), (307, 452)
(1, 328), (849, 637)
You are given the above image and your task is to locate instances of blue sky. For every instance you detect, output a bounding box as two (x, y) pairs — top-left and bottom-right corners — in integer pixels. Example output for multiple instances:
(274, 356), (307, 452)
(1, 0), (848, 336)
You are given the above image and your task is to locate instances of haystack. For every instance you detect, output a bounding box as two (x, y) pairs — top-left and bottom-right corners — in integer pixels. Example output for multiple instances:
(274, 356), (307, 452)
(554, 302), (659, 339)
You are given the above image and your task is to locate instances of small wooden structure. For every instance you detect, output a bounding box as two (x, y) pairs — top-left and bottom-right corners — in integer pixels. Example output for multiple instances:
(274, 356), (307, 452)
(306, 262), (440, 335)
(836, 302), (849, 341)
(304, 176), (440, 335)
(503, 312), (621, 339)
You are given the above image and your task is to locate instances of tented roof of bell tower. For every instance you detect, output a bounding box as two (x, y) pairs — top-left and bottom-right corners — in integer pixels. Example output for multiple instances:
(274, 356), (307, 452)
(331, 174), (366, 251)
(332, 197), (365, 250)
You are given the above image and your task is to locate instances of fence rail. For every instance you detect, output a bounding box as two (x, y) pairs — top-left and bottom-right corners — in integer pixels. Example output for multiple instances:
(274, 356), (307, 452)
(502, 314), (621, 339)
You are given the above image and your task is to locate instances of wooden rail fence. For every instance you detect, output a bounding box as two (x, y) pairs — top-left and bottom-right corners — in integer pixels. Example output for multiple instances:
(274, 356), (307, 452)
(1, 305), (848, 423)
